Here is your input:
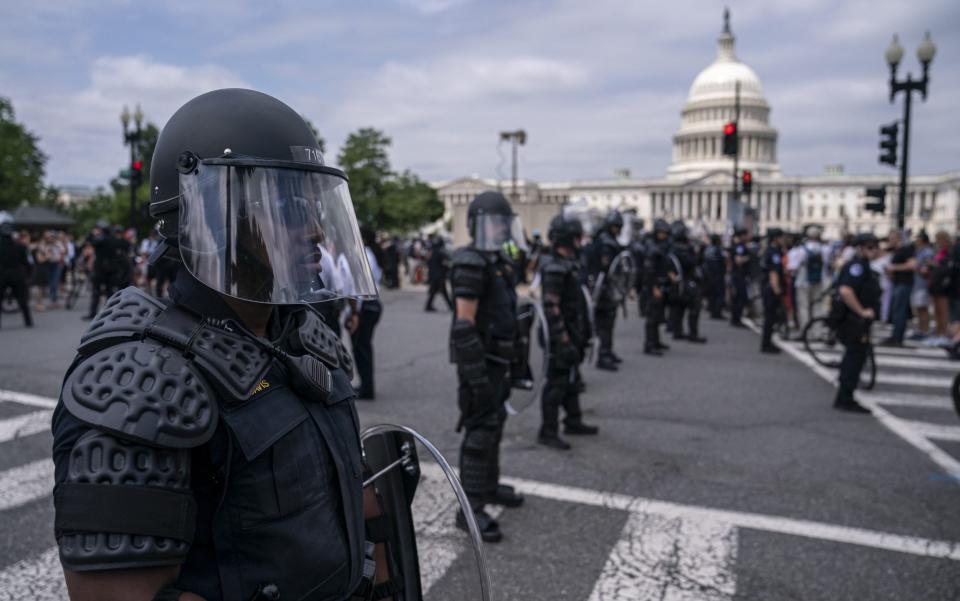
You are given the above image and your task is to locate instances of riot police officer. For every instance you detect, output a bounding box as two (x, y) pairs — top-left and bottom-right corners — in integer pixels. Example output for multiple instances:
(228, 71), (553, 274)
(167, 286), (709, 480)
(832, 233), (881, 413)
(51, 89), (395, 601)
(761, 228), (786, 354)
(538, 214), (599, 450)
(728, 228), (750, 328)
(703, 234), (727, 319)
(642, 219), (672, 356)
(590, 210), (625, 370)
(449, 191), (525, 543)
(0, 222), (33, 328)
(666, 221), (707, 343)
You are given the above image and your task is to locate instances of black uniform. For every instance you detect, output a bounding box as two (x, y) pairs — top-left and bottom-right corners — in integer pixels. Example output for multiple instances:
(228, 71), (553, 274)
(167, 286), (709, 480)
(761, 243), (785, 351)
(667, 236), (705, 342)
(539, 251), (593, 441)
(592, 229), (622, 366)
(642, 234), (671, 353)
(449, 246), (517, 514)
(52, 276), (367, 600)
(0, 231), (33, 328)
(729, 240), (749, 326)
(835, 255), (881, 405)
(424, 237), (453, 311)
(703, 238), (727, 319)
(85, 232), (131, 319)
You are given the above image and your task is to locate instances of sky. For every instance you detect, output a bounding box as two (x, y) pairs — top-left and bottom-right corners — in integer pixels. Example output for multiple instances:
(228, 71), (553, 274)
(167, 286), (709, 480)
(1, 0), (958, 189)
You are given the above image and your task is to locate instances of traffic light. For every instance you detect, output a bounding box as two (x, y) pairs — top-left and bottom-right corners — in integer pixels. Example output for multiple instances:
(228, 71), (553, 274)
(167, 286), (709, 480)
(722, 122), (738, 156)
(865, 186), (886, 213)
(741, 170), (753, 195)
(131, 160), (144, 188)
(878, 122), (898, 167)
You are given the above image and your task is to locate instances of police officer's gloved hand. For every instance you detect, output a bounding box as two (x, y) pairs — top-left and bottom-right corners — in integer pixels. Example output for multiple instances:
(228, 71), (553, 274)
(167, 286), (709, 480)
(555, 342), (581, 368)
(452, 319), (496, 410)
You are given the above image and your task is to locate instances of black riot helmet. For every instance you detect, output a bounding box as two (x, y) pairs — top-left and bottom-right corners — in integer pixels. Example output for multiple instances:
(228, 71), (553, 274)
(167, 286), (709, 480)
(548, 214), (583, 249)
(0, 222), (13, 238)
(149, 88), (375, 305)
(467, 191), (523, 251)
(653, 218), (670, 241)
(603, 210), (624, 232)
(670, 219), (688, 242)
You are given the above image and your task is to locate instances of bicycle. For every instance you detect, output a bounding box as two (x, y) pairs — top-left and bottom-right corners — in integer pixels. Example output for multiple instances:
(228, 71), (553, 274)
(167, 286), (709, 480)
(64, 270), (89, 310)
(801, 315), (877, 390)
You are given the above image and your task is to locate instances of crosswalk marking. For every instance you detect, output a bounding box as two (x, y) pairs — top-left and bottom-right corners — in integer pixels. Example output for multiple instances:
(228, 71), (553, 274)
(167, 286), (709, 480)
(0, 410), (52, 444)
(804, 341), (952, 359)
(863, 392), (953, 410)
(0, 548), (64, 600)
(587, 512), (737, 601)
(0, 390), (58, 410)
(0, 459), (54, 512)
(902, 421), (960, 442)
(798, 350), (958, 372)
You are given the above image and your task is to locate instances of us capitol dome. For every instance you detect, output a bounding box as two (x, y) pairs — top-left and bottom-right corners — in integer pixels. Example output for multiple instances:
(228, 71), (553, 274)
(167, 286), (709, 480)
(437, 10), (959, 244)
(668, 9), (780, 180)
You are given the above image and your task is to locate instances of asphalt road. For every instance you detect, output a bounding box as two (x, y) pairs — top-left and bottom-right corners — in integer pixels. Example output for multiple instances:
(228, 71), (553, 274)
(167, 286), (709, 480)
(1, 287), (959, 600)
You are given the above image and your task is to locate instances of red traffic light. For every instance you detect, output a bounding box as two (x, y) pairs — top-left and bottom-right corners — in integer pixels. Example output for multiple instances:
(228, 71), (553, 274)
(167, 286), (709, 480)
(132, 160), (143, 171)
(723, 122), (736, 136)
(742, 170), (752, 183)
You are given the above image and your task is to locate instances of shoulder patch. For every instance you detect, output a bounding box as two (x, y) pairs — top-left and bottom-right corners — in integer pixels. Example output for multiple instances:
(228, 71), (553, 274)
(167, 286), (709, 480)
(849, 263), (864, 277)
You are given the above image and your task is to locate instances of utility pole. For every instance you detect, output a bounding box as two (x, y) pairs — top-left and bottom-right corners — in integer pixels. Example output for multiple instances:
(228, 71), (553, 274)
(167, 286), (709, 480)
(499, 130), (527, 203)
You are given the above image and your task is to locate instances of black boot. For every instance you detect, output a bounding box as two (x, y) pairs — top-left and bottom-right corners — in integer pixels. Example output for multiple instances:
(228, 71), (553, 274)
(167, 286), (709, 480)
(564, 420), (599, 435)
(760, 344), (781, 354)
(687, 335), (708, 344)
(455, 508), (503, 542)
(611, 353), (623, 364)
(490, 484), (524, 508)
(537, 432), (572, 450)
(596, 356), (618, 371)
(644, 345), (663, 356)
(654, 342), (670, 351)
(833, 390), (871, 414)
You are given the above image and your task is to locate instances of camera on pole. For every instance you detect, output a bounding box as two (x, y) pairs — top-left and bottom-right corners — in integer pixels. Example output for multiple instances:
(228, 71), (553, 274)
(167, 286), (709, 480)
(878, 122), (898, 167)
(865, 185), (887, 213)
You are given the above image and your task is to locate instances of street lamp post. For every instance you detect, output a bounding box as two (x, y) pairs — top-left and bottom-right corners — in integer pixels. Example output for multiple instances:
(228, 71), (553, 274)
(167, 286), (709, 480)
(120, 104), (144, 228)
(885, 32), (936, 231)
(498, 130), (527, 204)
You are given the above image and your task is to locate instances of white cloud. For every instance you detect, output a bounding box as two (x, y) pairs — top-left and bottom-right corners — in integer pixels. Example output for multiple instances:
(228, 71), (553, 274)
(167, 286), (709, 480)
(396, 0), (471, 15)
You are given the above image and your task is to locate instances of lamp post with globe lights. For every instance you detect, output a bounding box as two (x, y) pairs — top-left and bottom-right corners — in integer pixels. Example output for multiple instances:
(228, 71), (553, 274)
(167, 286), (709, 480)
(885, 32), (936, 230)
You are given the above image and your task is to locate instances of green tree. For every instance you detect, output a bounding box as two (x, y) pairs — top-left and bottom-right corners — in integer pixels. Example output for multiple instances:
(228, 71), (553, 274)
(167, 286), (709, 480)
(337, 128), (393, 228)
(0, 97), (47, 210)
(381, 171), (444, 232)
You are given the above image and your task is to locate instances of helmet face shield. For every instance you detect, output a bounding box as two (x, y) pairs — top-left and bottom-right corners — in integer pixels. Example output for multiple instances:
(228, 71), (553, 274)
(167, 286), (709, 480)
(178, 158), (376, 305)
(473, 213), (522, 252)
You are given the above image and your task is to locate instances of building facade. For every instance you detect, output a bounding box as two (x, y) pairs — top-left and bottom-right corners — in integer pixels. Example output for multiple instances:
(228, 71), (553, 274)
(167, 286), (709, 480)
(436, 11), (959, 245)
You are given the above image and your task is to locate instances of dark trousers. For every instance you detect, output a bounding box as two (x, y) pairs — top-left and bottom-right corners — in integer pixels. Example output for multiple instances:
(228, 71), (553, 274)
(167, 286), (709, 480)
(425, 278), (453, 310)
(87, 271), (119, 318)
(838, 321), (871, 397)
(458, 362), (509, 509)
(595, 306), (617, 358)
(761, 287), (779, 348)
(540, 361), (582, 437)
(0, 271), (32, 327)
(707, 275), (725, 318)
(890, 284), (912, 343)
(645, 295), (666, 348)
(730, 277), (747, 324)
(670, 288), (703, 338)
(350, 300), (382, 397)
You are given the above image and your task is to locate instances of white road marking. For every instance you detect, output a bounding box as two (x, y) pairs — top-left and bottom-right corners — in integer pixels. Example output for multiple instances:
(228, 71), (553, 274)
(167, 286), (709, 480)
(0, 458), (54, 512)
(871, 372), (953, 388)
(0, 410), (52, 444)
(800, 341), (952, 359)
(788, 349), (959, 372)
(0, 389), (58, 410)
(745, 320), (960, 484)
(587, 512), (737, 601)
(864, 392), (954, 411)
(903, 421), (960, 442)
(0, 548), (64, 601)
(501, 474), (960, 561)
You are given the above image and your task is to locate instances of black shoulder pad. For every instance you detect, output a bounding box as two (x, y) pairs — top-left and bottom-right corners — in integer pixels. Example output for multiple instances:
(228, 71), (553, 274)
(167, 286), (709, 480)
(79, 287), (166, 354)
(451, 246), (487, 269)
(61, 339), (218, 449)
(542, 259), (570, 276)
(291, 308), (341, 368)
(189, 323), (273, 402)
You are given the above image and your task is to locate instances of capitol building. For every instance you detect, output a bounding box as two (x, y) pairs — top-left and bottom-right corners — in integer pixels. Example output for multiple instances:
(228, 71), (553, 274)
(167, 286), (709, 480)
(436, 12), (959, 244)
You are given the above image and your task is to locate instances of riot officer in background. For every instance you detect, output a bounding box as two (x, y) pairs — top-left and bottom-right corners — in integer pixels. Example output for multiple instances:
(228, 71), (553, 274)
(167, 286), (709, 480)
(703, 234), (727, 320)
(728, 228), (750, 328)
(628, 217), (647, 317)
(666, 221), (707, 343)
(538, 214), (599, 450)
(642, 219), (672, 356)
(83, 224), (131, 320)
(52, 89), (396, 600)
(589, 210), (625, 371)
(832, 233), (881, 413)
(449, 191), (525, 543)
(0, 222), (33, 328)
(424, 234), (453, 312)
(761, 228), (786, 354)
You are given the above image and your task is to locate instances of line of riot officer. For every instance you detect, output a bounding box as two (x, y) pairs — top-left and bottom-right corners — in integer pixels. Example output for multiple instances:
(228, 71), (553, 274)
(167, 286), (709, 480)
(665, 220), (707, 344)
